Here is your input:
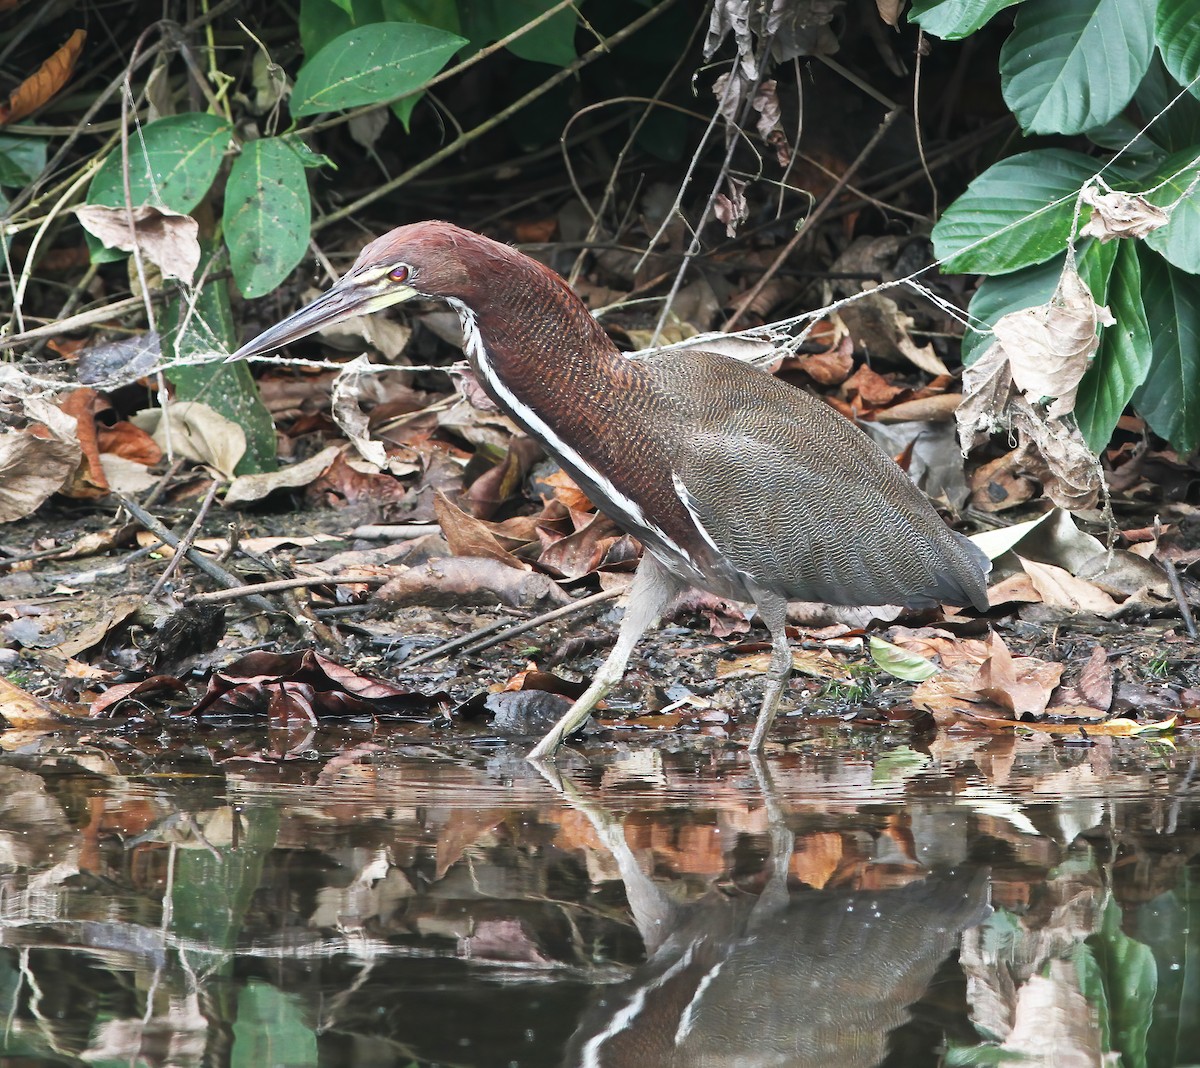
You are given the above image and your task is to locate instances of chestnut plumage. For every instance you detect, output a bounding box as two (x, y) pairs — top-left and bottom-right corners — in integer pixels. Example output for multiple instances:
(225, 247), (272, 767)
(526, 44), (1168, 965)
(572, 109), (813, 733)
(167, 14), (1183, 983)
(230, 221), (990, 757)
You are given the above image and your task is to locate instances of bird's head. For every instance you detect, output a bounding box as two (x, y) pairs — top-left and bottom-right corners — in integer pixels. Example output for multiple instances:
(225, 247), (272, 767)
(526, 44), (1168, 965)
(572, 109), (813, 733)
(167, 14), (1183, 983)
(226, 220), (537, 362)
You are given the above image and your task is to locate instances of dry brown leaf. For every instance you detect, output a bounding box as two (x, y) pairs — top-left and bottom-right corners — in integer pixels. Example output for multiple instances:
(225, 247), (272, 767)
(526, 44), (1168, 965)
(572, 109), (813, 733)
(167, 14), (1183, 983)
(0, 429), (80, 522)
(0, 675), (82, 728)
(1019, 557), (1122, 616)
(57, 388), (109, 497)
(0, 29), (85, 125)
(225, 445), (341, 504)
(96, 420), (163, 466)
(1080, 185), (1169, 242)
(972, 632), (1062, 718)
(434, 490), (530, 569)
(875, 0), (903, 25)
(75, 204), (201, 284)
(717, 648), (851, 681)
(374, 557), (570, 609)
(130, 402), (246, 478)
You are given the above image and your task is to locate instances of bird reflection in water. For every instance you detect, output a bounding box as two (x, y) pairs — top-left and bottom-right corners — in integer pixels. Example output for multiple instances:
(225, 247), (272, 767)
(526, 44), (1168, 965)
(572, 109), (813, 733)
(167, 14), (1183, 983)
(536, 759), (991, 1068)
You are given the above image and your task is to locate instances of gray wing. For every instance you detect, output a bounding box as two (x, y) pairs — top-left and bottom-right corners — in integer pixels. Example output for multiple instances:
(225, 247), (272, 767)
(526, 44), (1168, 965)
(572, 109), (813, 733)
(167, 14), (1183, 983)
(650, 351), (989, 609)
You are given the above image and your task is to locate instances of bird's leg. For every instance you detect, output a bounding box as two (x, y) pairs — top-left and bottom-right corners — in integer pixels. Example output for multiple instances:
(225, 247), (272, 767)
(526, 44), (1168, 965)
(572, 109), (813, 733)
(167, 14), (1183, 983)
(748, 590), (791, 752)
(527, 552), (683, 761)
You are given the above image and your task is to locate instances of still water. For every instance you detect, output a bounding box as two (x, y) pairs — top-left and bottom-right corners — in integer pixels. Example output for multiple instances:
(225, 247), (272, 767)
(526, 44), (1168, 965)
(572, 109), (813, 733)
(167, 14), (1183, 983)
(0, 727), (1195, 1067)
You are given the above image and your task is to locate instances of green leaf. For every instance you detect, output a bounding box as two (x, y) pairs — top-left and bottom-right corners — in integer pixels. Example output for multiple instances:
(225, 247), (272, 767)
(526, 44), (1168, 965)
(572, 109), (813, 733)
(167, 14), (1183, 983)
(1156, 0), (1200, 102)
(1133, 54), (1200, 154)
(162, 253), (277, 475)
(932, 149), (1098, 274)
(1000, 0), (1154, 135)
(291, 22), (466, 116)
(459, 0), (579, 66)
(1143, 149), (1200, 275)
(907, 0), (1025, 39)
(869, 636), (940, 682)
(1085, 897), (1157, 1067)
(1075, 241), (1152, 451)
(232, 981), (318, 1068)
(223, 138), (311, 298)
(1132, 246), (1200, 454)
(0, 133), (46, 186)
(88, 113), (232, 213)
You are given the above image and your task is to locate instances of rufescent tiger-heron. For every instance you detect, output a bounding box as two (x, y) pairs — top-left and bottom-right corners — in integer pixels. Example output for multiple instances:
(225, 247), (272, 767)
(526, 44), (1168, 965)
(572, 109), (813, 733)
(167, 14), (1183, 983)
(228, 221), (990, 759)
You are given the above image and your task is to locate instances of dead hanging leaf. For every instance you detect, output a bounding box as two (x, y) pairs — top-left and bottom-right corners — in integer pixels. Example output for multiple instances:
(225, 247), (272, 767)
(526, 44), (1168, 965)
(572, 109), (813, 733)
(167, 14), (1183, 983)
(75, 204), (201, 284)
(1009, 396), (1104, 510)
(752, 80), (790, 166)
(714, 177), (749, 237)
(330, 356), (410, 474)
(956, 265), (1106, 511)
(77, 331), (161, 386)
(1080, 185), (1169, 242)
(956, 342), (1014, 451)
(130, 402), (246, 478)
(225, 444), (341, 504)
(875, 0), (903, 26)
(992, 260), (1114, 419)
(0, 29), (85, 125)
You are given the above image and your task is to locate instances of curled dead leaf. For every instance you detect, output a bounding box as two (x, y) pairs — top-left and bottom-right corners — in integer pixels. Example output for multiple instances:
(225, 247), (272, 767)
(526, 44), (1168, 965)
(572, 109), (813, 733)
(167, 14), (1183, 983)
(1080, 185), (1169, 242)
(75, 204), (201, 284)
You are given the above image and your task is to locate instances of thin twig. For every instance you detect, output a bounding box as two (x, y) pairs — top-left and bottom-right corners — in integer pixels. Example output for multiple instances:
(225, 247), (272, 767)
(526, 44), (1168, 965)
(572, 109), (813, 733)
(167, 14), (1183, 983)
(724, 106), (904, 331)
(115, 492), (277, 615)
(148, 480), (219, 598)
(191, 574), (387, 603)
(434, 588), (619, 662)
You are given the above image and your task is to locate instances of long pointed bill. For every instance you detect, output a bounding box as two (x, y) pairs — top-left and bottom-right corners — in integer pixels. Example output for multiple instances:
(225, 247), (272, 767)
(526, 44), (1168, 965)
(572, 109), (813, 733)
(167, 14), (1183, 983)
(226, 277), (418, 362)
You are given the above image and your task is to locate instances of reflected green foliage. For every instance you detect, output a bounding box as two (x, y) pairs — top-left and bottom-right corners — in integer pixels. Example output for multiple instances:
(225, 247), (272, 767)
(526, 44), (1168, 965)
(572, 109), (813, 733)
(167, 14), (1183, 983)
(172, 807), (280, 961)
(1080, 898), (1157, 1067)
(233, 981), (318, 1068)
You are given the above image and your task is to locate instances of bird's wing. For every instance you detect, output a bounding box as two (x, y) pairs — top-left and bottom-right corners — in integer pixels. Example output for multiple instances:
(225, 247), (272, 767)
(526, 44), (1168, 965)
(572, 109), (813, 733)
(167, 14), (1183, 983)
(649, 349), (988, 608)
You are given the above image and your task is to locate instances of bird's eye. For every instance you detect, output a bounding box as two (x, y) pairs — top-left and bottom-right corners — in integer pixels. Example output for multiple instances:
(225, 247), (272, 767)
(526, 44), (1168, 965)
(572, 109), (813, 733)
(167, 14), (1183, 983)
(389, 264), (410, 283)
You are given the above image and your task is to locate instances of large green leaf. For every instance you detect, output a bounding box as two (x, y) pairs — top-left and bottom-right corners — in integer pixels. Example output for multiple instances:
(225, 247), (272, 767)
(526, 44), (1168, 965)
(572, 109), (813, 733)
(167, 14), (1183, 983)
(1075, 241), (1152, 451)
(162, 252), (278, 475)
(1132, 246), (1200, 453)
(1143, 148), (1200, 275)
(907, 0), (1025, 40)
(88, 113), (232, 213)
(459, 0), (579, 66)
(1156, 0), (1200, 102)
(223, 138), (311, 299)
(1000, 0), (1154, 135)
(291, 21), (466, 116)
(933, 149), (1098, 274)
